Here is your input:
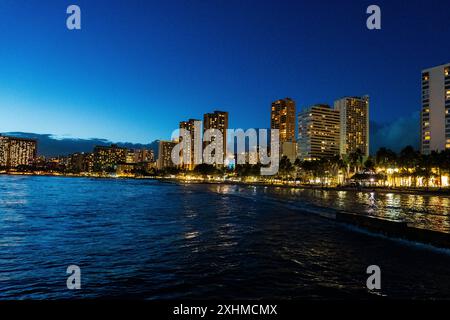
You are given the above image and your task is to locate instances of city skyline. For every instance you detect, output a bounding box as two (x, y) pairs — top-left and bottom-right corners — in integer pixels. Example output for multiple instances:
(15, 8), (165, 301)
(0, 65), (446, 163)
(1, 1), (450, 147)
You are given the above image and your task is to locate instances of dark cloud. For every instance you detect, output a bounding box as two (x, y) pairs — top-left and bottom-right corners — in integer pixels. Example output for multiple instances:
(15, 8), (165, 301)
(0, 132), (159, 158)
(370, 112), (420, 154)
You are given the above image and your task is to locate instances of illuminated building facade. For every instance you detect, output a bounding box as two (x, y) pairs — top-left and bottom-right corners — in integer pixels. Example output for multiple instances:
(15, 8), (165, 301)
(0, 136), (37, 168)
(157, 140), (176, 169)
(334, 96), (369, 157)
(136, 149), (154, 163)
(271, 98), (296, 162)
(203, 110), (229, 164)
(179, 119), (200, 170)
(69, 152), (93, 173)
(298, 104), (340, 161)
(93, 144), (127, 172)
(421, 63), (450, 154)
(126, 149), (155, 164)
(271, 98), (296, 144)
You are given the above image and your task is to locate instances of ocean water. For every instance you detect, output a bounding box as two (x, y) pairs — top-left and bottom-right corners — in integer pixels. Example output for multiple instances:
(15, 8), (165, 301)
(1, 175), (450, 300)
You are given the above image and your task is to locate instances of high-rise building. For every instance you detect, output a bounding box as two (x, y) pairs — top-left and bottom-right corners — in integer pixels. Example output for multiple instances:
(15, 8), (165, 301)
(157, 140), (176, 170)
(421, 63), (450, 154)
(271, 98), (296, 144)
(203, 110), (228, 164)
(124, 149), (155, 164)
(334, 96), (369, 157)
(93, 144), (127, 172)
(69, 152), (93, 173)
(179, 119), (201, 170)
(0, 135), (37, 168)
(298, 104), (340, 161)
(135, 149), (154, 163)
(126, 150), (136, 164)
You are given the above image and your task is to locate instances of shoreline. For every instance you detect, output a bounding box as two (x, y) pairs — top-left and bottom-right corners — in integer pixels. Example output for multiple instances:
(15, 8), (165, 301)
(2, 171), (450, 197)
(158, 178), (450, 197)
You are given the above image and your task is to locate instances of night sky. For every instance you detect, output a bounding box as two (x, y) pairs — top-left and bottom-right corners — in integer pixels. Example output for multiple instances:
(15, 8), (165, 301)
(0, 0), (449, 152)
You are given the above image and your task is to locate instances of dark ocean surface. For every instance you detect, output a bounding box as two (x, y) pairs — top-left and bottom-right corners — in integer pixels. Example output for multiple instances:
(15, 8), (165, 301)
(1, 175), (450, 299)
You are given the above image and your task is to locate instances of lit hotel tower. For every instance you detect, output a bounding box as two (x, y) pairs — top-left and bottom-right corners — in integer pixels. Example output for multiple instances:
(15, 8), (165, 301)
(271, 98), (297, 162)
(157, 140), (176, 169)
(271, 98), (296, 143)
(179, 119), (201, 170)
(0, 135), (37, 168)
(334, 96), (370, 157)
(298, 104), (340, 161)
(203, 111), (229, 164)
(421, 63), (450, 154)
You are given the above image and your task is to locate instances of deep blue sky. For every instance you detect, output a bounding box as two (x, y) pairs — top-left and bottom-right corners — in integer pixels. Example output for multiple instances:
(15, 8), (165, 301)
(0, 0), (449, 145)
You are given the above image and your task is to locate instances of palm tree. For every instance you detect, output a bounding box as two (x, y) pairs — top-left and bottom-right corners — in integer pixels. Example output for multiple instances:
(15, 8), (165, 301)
(329, 155), (345, 185)
(294, 158), (302, 180)
(314, 159), (328, 187)
(349, 148), (364, 174)
(398, 146), (419, 187)
(375, 147), (397, 186)
(299, 160), (315, 184)
(417, 154), (433, 189)
(364, 157), (375, 171)
(279, 156), (294, 180)
(430, 151), (442, 187)
(440, 150), (450, 188)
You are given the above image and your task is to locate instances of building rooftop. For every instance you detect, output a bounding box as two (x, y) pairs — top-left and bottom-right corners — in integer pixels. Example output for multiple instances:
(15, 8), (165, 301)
(422, 62), (450, 71)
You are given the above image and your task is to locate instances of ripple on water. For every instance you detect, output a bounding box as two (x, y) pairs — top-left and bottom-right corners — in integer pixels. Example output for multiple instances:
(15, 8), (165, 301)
(0, 176), (450, 299)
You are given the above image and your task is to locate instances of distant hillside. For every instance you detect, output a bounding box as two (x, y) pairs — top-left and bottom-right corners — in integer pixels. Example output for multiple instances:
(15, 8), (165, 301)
(1, 132), (160, 158)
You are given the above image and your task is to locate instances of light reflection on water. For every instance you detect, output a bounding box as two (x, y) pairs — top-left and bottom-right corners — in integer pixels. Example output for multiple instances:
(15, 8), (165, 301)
(217, 186), (450, 233)
(2, 175), (450, 299)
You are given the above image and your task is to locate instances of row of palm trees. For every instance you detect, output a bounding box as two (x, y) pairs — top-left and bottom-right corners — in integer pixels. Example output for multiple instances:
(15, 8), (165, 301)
(375, 146), (450, 188)
(153, 145), (449, 189)
(276, 146), (450, 188)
